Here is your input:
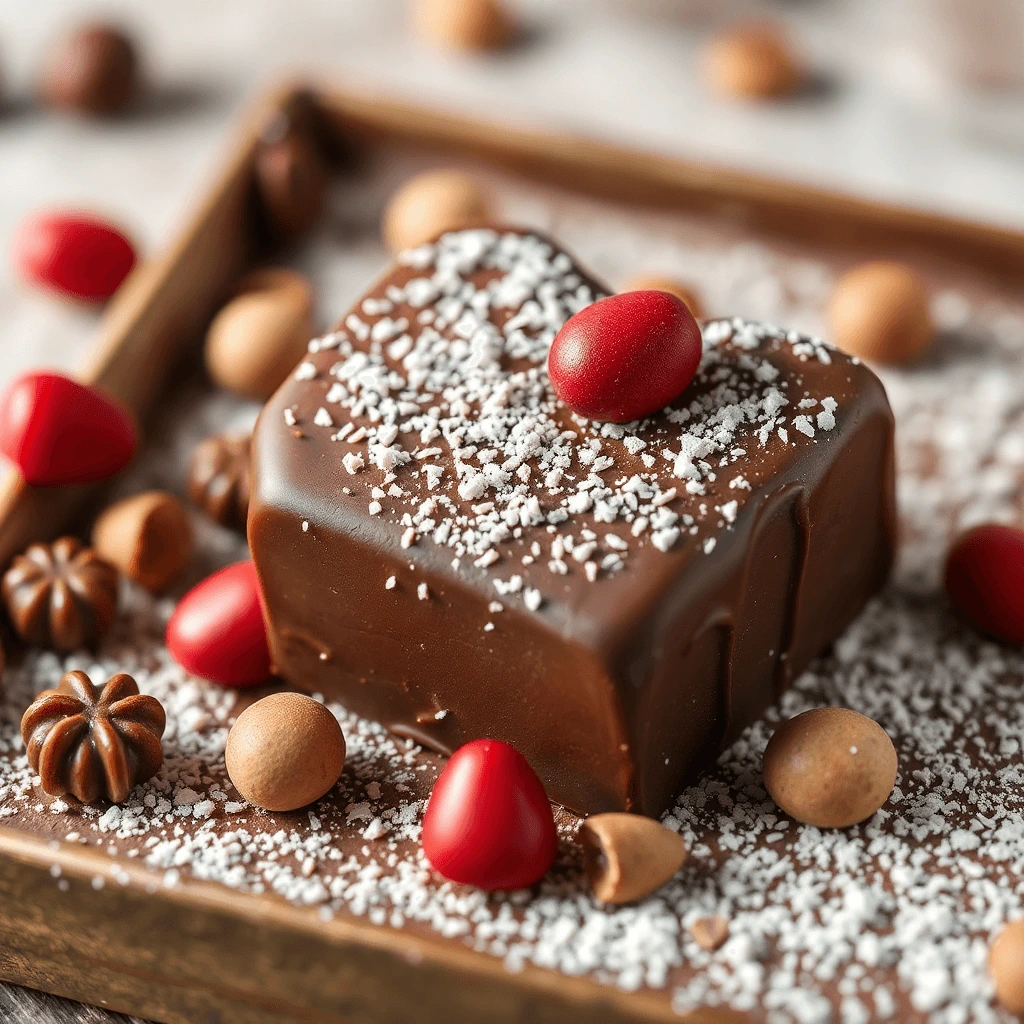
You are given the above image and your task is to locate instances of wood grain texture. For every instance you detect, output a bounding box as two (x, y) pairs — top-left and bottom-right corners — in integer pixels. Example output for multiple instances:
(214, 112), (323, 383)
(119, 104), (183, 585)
(0, 82), (279, 571)
(0, 830), (740, 1024)
(2, 82), (1024, 1024)
(320, 88), (1024, 287)
(0, 983), (146, 1024)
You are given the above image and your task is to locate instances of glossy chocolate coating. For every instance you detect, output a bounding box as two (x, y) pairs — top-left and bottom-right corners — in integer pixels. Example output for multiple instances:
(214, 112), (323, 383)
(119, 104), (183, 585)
(250, 228), (895, 815)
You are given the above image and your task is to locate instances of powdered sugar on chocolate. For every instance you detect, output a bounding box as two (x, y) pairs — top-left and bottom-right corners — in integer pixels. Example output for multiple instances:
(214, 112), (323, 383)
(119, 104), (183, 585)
(292, 230), (840, 608)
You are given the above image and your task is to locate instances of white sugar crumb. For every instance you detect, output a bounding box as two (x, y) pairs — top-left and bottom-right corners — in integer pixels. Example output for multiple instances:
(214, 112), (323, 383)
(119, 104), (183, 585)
(294, 361), (317, 381)
(817, 397), (838, 432)
(384, 575), (396, 590)
(792, 414), (815, 438)
(417, 583), (429, 601)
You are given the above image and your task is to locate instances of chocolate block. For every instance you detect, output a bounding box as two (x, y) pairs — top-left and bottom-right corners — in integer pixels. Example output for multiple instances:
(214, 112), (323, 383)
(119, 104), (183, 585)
(250, 228), (895, 816)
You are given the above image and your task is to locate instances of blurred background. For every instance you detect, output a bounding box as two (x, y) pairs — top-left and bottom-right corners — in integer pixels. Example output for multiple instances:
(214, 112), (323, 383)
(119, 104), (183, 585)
(1, 0), (1022, 379)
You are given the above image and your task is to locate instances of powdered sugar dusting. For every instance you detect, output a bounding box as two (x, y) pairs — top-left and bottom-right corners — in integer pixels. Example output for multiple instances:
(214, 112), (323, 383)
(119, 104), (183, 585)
(293, 230), (847, 617)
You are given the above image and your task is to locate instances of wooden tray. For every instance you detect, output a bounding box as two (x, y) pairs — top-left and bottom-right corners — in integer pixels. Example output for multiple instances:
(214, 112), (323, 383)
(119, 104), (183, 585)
(1, 83), (1022, 1024)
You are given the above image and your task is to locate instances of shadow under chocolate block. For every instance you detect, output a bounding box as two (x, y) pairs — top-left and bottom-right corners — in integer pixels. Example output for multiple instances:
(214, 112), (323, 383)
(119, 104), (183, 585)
(250, 228), (895, 816)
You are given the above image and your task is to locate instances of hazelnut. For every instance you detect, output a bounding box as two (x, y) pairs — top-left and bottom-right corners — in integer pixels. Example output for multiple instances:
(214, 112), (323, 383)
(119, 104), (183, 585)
(990, 920), (1024, 1014)
(39, 23), (140, 116)
(827, 261), (934, 365)
(703, 23), (803, 101)
(382, 170), (489, 253)
(92, 491), (192, 593)
(579, 813), (688, 904)
(763, 708), (898, 829)
(255, 132), (327, 243)
(412, 0), (515, 52)
(624, 275), (704, 319)
(205, 268), (314, 400)
(225, 692), (346, 812)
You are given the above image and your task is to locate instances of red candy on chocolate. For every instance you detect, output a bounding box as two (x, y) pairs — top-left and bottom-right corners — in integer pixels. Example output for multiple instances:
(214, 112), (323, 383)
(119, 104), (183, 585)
(422, 738), (558, 890)
(166, 562), (272, 687)
(0, 372), (137, 486)
(547, 290), (702, 423)
(945, 524), (1024, 644)
(14, 212), (136, 302)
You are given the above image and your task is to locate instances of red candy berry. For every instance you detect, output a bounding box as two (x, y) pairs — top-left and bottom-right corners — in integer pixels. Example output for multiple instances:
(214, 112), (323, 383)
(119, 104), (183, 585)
(166, 562), (272, 687)
(422, 739), (558, 890)
(14, 212), (136, 302)
(547, 290), (702, 423)
(0, 372), (137, 487)
(945, 524), (1024, 644)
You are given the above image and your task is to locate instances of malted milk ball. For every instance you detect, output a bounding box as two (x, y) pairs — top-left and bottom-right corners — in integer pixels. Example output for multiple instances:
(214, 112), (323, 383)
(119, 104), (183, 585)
(382, 170), (489, 253)
(763, 708), (898, 828)
(990, 920), (1024, 1014)
(624, 274), (705, 320)
(827, 261), (934, 365)
(225, 692), (346, 812)
(703, 23), (803, 101)
(412, 0), (515, 52)
(204, 268), (314, 400)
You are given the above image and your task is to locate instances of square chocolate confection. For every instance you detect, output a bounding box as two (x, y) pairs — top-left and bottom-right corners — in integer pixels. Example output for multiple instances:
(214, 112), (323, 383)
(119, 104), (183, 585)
(250, 228), (895, 816)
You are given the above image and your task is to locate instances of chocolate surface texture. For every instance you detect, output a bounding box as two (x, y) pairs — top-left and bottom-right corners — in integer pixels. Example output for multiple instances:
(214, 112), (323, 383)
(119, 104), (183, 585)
(250, 228), (895, 815)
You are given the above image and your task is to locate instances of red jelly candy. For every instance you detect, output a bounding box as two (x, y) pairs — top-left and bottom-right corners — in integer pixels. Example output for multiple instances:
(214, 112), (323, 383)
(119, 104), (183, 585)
(547, 290), (702, 423)
(422, 738), (558, 890)
(14, 212), (136, 302)
(945, 524), (1024, 644)
(166, 562), (272, 688)
(0, 372), (137, 486)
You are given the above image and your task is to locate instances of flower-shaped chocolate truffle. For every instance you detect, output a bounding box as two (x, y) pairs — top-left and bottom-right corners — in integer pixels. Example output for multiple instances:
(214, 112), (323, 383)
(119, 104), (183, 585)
(21, 670), (165, 803)
(188, 433), (251, 531)
(2, 537), (119, 652)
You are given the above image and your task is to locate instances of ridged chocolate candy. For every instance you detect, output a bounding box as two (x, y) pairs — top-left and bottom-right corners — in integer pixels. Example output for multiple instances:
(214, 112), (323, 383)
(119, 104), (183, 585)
(188, 433), (252, 531)
(2, 537), (119, 651)
(21, 670), (165, 803)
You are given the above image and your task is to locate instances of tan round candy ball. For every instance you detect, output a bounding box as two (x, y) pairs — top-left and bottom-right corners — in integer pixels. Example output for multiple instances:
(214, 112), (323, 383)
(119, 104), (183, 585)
(990, 920), (1024, 1014)
(624, 275), (704, 320)
(412, 0), (514, 52)
(92, 491), (192, 593)
(763, 708), (897, 829)
(204, 268), (314, 400)
(703, 23), (803, 101)
(827, 261), (934, 365)
(382, 170), (489, 254)
(225, 693), (346, 812)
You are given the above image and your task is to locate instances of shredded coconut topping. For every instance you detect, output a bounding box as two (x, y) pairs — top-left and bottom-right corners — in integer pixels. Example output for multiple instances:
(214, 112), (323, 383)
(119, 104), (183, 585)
(296, 231), (843, 612)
